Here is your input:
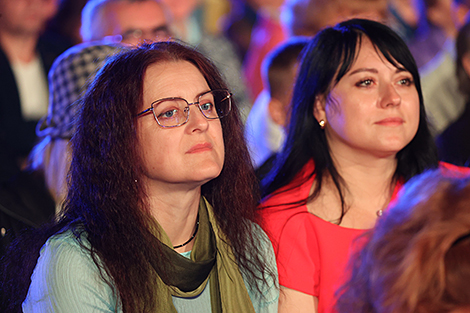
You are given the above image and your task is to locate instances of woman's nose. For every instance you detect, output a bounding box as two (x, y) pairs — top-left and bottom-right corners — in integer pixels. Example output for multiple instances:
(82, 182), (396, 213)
(380, 83), (401, 108)
(186, 104), (209, 132)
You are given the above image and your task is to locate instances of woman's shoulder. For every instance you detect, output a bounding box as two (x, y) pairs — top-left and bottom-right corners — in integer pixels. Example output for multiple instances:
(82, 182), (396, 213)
(38, 228), (113, 284)
(42, 228), (91, 256)
(33, 228), (99, 284)
(246, 221), (277, 262)
(23, 228), (119, 312)
(259, 160), (316, 243)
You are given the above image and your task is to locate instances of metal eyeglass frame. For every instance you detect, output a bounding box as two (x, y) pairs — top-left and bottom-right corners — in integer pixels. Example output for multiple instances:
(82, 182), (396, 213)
(137, 89), (232, 128)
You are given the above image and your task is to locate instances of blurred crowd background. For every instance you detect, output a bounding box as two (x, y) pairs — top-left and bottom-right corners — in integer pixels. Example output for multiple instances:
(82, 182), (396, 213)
(1, 2), (470, 311)
(1, 0), (470, 187)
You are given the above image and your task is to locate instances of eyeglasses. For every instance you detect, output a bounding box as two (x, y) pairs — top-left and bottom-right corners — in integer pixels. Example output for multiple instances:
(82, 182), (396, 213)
(137, 89), (232, 128)
(104, 25), (172, 45)
(120, 25), (172, 43)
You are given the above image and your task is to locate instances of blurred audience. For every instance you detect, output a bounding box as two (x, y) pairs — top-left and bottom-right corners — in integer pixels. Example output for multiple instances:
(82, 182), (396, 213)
(0, 144), (55, 259)
(244, 0), (391, 101)
(159, 0), (253, 120)
(80, 0), (172, 45)
(281, 0), (389, 38)
(388, 0), (420, 42)
(436, 18), (470, 166)
(410, 0), (470, 135)
(243, 0), (288, 100)
(245, 37), (308, 172)
(223, 0), (258, 60)
(336, 169), (470, 313)
(0, 42), (123, 261)
(44, 0), (88, 47)
(408, 0), (459, 68)
(202, 0), (231, 36)
(82, 0), (252, 121)
(0, 0), (69, 183)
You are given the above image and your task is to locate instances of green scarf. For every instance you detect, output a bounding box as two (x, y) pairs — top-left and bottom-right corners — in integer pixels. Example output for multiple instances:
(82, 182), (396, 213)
(148, 197), (256, 313)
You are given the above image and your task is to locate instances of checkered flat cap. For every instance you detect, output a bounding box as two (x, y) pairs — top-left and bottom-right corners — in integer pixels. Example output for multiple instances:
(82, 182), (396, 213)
(37, 41), (126, 139)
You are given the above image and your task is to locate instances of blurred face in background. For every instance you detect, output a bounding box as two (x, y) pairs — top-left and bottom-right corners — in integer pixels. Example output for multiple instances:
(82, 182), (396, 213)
(248, 0), (285, 10)
(282, 0), (388, 36)
(102, 0), (172, 46)
(0, 0), (58, 36)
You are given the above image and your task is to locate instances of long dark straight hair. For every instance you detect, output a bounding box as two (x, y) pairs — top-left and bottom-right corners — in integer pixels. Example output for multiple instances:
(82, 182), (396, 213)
(1, 41), (272, 312)
(261, 19), (439, 223)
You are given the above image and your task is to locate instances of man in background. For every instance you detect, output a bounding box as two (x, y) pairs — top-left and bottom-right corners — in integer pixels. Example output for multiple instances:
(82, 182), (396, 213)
(80, 0), (172, 46)
(0, 0), (69, 183)
(81, 0), (252, 121)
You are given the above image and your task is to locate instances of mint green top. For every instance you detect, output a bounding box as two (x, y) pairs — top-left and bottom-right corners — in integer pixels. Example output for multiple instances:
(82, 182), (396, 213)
(23, 225), (278, 312)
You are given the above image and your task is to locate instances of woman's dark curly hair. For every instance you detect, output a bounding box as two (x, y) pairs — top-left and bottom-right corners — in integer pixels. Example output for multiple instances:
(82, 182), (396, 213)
(1, 41), (273, 312)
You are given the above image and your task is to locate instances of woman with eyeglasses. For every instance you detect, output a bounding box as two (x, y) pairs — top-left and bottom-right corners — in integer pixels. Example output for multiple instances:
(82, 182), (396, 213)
(4, 41), (278, 312)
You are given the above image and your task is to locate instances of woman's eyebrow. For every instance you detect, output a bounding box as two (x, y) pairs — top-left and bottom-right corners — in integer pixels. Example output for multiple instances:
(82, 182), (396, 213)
(348, 67), (409, 76)
(348, 68), (378, 76)
(395, 67), (409, 73)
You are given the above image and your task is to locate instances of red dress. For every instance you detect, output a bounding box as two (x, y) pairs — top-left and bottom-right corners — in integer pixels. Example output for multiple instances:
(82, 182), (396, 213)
(260, 160), (469, 313)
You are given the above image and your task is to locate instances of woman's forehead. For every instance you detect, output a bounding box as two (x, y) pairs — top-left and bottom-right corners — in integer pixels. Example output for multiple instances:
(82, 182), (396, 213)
(344, 36), (407, 75)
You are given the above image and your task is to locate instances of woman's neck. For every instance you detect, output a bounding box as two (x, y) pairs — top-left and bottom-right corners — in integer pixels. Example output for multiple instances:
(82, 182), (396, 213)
(334, 151), (397, 189)
(145, 183), (201, 252)
(308, 152), (397, 229)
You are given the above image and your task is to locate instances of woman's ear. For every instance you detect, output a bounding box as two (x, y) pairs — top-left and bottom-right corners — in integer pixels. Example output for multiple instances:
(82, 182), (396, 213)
(313, 95), (326, 122)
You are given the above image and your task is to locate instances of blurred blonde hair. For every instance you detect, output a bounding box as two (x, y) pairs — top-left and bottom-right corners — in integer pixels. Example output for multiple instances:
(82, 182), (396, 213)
(336, 169), (470, 313)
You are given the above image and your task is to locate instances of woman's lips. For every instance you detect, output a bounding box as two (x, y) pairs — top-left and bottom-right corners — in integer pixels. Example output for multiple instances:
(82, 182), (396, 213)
(375, 117), (404, 127)
(187, 143), (213, 153)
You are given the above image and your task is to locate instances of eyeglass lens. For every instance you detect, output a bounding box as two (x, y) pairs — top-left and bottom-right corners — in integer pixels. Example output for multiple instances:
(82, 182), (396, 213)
(120, 26), (172, 44)
(153, 90), (231, 127)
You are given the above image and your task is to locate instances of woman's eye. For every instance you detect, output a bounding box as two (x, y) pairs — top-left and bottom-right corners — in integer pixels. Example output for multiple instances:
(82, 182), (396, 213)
(200, 102), (214, 111)
(158, 109), (178, 119)
(398, 78), (413, 86)
(357, 79), (373, 87)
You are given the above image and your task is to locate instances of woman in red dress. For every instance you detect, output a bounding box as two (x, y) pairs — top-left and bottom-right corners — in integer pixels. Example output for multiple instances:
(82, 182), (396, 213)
(259, 18), (462, 313)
